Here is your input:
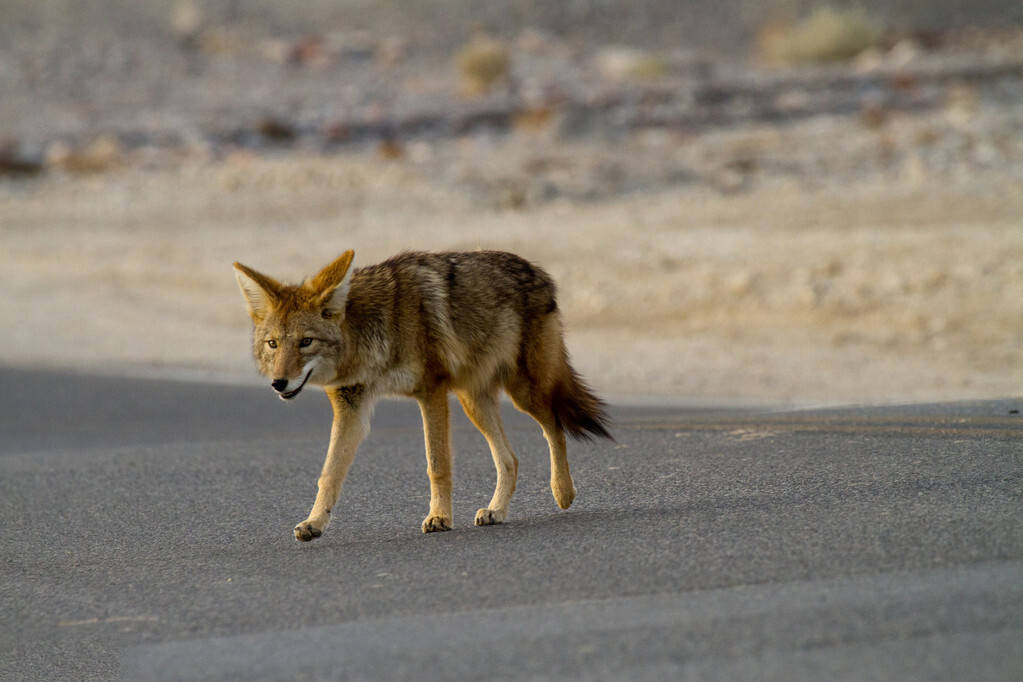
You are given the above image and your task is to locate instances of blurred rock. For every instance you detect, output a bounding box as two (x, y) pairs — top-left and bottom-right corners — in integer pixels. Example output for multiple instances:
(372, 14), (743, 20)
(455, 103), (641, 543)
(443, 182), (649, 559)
(723, 154), (758, 174)
(726, 270), (758, 297)
(259, 39), (291, 64)
(859, 97), (887, 128)
(289, 36), (329, 68)
(0, 139), (46, 177)
(888, 71), (919, 92)
(326, 31), (377, 62)
(45, 140), (71, 167)
(323, 121), (350, 144)
(595, 46), (668, 82)
(636, 127), (676, 149)
(377, 138), (404, 160)
(711, 167), (749, 194)
(52, 136), (124, 174)
(774, 89), (812, 112)
(170, 2), (202, 46)
(911, 30), (944, 51)
(512, 106), (557, 133)
(945, 84), (979, 126)
(853, 47), (885, 73)
(887, 39), (923, 68)
(257, 117), (296, 143)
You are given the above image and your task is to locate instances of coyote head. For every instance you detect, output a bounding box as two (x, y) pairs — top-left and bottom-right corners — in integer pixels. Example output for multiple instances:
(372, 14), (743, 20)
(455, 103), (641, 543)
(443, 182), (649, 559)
(233, 251), (354, 400)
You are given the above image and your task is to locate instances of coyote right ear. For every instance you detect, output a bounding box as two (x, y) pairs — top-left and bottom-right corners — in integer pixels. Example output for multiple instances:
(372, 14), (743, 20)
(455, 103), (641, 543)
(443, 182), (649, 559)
(233, 262), (283, 322)
(309, 250), (355, 318)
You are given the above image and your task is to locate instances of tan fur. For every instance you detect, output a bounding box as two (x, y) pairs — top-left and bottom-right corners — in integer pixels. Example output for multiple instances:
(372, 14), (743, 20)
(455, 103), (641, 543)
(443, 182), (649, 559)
(233, 250), (612, 541)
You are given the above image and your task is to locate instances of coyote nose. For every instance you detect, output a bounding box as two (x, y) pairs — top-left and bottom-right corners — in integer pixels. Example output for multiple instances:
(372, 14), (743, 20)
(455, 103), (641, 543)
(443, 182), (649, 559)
(271, 379), (288, 393)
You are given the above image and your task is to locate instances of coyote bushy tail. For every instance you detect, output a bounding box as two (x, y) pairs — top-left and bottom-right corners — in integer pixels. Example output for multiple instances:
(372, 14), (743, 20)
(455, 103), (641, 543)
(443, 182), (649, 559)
(552, 363), (613, 442)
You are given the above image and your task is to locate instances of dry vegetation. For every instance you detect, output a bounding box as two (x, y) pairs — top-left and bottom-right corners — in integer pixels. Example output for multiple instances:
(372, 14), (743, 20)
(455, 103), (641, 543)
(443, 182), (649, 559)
(456, 36), (511, 96)
(758, 7), (884, 65)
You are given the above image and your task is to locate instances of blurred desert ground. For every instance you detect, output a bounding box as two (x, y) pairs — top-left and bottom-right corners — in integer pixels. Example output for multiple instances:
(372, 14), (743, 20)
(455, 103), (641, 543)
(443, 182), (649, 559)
(1, 0), (1021, 406)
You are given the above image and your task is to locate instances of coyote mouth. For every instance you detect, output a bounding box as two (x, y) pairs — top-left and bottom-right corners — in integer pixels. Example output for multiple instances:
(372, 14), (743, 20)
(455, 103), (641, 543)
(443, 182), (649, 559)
(280, 369), (313, 400)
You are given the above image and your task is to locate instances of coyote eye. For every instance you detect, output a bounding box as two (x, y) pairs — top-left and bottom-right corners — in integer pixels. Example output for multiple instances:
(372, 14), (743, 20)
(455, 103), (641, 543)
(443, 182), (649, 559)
(266, 339), (278, 349)
(299, 337), (313, 347)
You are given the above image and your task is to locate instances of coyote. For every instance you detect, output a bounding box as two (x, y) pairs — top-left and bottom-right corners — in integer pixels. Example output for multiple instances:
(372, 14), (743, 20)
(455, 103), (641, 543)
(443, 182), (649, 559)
(233, 250), (612, 541)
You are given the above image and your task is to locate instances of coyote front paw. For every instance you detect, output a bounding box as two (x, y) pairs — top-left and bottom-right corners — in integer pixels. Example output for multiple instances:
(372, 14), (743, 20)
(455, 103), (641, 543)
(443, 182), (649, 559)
(474, 508), (507, 526)
(421, 514), (452, 533)
(294, 519), (325, 542)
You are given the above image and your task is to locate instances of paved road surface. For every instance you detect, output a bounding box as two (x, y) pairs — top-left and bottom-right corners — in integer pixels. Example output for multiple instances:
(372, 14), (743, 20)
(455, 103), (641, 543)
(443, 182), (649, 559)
(1, 367), (1020, 680)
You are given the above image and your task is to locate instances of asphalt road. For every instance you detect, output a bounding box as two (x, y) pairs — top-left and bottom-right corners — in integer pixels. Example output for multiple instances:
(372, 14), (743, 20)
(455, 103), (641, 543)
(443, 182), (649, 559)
(1, 367), (1021, 681)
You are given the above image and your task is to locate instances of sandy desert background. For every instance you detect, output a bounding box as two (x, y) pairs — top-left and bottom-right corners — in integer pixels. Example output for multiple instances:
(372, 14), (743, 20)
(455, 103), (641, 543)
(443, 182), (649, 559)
(1, 1), (1021, 406)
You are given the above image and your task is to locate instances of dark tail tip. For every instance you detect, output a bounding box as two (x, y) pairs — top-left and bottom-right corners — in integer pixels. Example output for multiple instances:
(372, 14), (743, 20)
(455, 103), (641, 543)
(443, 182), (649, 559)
(552, 369), (614, 442)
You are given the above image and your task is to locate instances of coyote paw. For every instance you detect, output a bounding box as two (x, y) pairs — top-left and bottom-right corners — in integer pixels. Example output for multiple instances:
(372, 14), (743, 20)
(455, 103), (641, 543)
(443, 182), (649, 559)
(294, 520), (325, 542)
(421, 514), (452, 533)
(474, 508), (506, 526)
(552, 483), (576, 510)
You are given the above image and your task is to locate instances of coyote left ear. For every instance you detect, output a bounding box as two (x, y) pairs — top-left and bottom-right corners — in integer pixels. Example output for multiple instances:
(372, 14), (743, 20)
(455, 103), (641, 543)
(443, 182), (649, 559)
(310, 250), (355, 318)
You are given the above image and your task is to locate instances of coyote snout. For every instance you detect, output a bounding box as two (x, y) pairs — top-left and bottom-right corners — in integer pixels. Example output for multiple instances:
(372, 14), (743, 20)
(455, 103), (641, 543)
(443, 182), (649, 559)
(233, 249), (612, 542)
(271, 370), (312, 400)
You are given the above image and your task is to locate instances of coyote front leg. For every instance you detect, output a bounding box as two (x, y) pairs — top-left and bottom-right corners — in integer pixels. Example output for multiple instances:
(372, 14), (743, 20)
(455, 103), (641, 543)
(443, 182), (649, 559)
(418, 389), (453, 533)
(294, 387), (369, 542)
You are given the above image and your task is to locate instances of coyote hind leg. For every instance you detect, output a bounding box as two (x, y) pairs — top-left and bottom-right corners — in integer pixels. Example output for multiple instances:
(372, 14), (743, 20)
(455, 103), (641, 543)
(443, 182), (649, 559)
(535, 409), (575, 510)
(504, 380), (576, 510)
(457, 388), (518, 525)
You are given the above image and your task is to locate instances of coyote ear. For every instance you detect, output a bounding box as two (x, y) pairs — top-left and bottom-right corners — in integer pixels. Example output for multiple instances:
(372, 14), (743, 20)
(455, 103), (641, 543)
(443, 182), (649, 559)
(233, 262), (282, 322)
(310, 250), (355, 318)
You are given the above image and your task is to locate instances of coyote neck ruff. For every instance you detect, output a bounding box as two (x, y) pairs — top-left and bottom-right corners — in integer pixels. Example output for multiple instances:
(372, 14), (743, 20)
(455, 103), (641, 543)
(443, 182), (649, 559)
(233, 250), (612, 541)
